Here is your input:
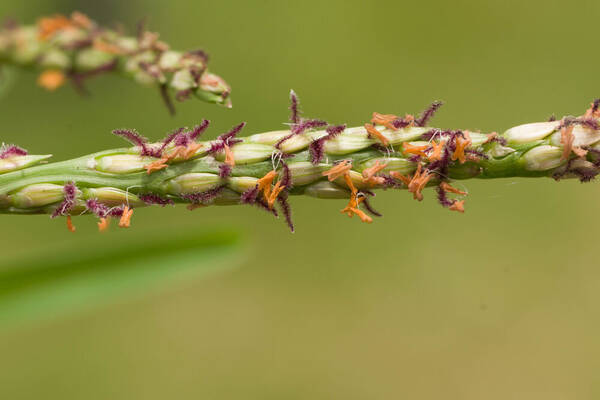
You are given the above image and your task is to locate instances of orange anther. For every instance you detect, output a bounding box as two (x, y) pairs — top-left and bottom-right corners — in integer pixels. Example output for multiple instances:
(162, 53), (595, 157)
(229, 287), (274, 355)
(267, 181), (285, 209)
(449, 200), (465, 213)
(389, 171), (411, 185)
(255, 170), (286, 209)
(98, 217), (110, 232)
(118, 206), (133, 228)
(365, 176), (386, 186)
(66, 215), (76, 233)
(183, 142), (203, 159)
(37, 14), (75, 40)
(402, 142), (429, 158)
(371, 112), (414, 131)
(257, 170), (278, 203)
(353, 207), (373, 223)
(344, 172), (358, 195)
(258, 170), (277, 190)
(166, 146), (185, 160)
(341, 204), (373, 223)
(451, 131), (472, 164)
(322, 160), (352, 181)
(144, 157), (169, 174)
(364, 123), (389, 146)
(361, 160), (388, 183)
(224, 143), (235, 167)
(428, 140), (445, 161)
(37, 70), (65, 91)
(407, 164), (433, 201)
(371, 112), (399, 131)
(144, 142), (203, 174)
(340, 173), (372, 223)
(440, 182), (467, 196)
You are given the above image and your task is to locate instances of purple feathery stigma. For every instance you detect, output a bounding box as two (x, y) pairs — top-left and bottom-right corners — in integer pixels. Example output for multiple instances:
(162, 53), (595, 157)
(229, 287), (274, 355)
(220, 122), (246, 142)
(277, 192), (294, 232)
(415, 101), (443, 127)
(208, 122), (246, 153)
(485, 134), (507, 146)
(290, 119), (327, 135)
(361, 194), (382, 217)
(558, 116), (600, 131)
(0, 144), (27, 159)
(51, 182), (78, 218)
(436, 185), (454, 208)
(552, 158), (574, 181)
(172, 120), (210, 147)
(326, 124), (346, 137)
(308, 124), (346, 164)
(112, 128), (157, 156)
(219, 163), (232, 178)
(380, 174), (403, 189)
(573, 167), (598, 183)
(240, 185), (259, 204)
(308, 139), (325, 164)
(255, 197), (279, 217)
(278, 91), (329, 148)
(188, 119), (210, 141)
(181, 185), (226, 205)
(109, 206), (126, 218)
(420, 129), (441, 141)
(139, 193), (174, 206)
(289, 90), (300, 124)
(157, 127), (185, 153)
(112, 128), (147, 148)
(159, 83), (176, 115)
(275, 133), (294, 150)
(580, 118), (600, 131)
(391, 117), (414, 130)
(280, 162), (292, 188)
(241, 186), (278, 217)
(548, 114), (557, 122)
(86, 198), (110, 218)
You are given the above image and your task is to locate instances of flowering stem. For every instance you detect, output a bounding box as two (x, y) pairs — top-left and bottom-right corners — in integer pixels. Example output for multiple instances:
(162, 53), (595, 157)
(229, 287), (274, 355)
(1, 96), (599, 231)
(0, 12), (231, 112)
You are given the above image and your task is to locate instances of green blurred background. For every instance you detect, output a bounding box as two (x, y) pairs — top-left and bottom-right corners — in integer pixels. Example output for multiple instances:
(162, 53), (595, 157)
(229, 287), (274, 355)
(1, 0), (600, 398)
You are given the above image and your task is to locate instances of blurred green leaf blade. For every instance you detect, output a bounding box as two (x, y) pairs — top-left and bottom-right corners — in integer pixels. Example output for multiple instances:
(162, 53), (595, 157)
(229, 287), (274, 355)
(0, 229), (242, 327)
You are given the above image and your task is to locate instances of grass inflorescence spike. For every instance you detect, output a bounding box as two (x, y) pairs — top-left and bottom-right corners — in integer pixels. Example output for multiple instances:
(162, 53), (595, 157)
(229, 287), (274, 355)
(0, 12), (232, 113)
(1, 92), (599, 232)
